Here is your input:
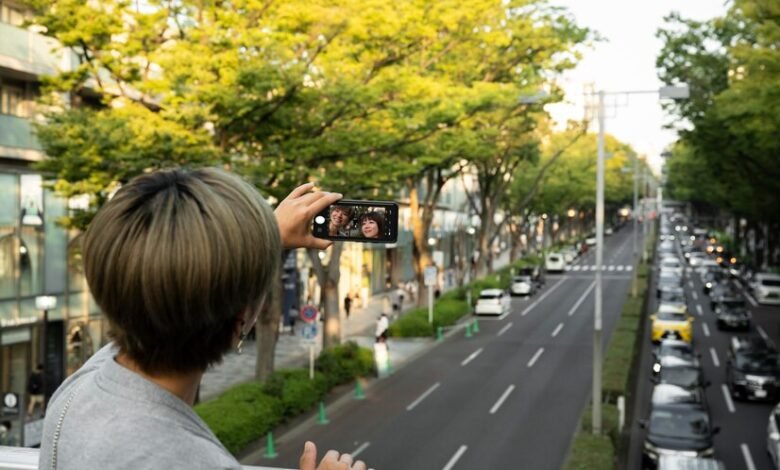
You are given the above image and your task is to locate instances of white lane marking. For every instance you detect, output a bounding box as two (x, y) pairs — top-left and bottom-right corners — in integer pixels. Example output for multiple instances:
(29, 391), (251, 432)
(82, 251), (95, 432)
(407, 382), (441, 411)
(758, 326), (770, 342)
(696, 305), (703, 316)
(498, 322), (513, 336)
(702, 323), (710, 337)
(745, 291), (758, 307)
(688, 281), (694, 289)
(551, 323), (564, 337)
(527, 347), (544, 368)
(573, 265), (581, 271)
(568, 281), (597, 317)
(442, 445), (468, 470)
(626, 266), (633, 272)
(521, 278), (566, 316)
(721, 384), (736, 413)
(351, 442), (370, 458)
(710, 347), (720, 367)
(489, 385), (516, 415)
(617, 265), (624, 271)
(608, 265), (615, 271)
(741, 443), (757, 470)
(590, 265), (596, 271)
(564, 266), (571, 271)
(692, 291), (698, 301)
(461, 348), (484, 366)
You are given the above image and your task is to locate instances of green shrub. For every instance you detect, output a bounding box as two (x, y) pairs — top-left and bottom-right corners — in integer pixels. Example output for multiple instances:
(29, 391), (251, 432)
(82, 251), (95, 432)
(263, 369), (330, 418)
(564, 405), (618, 470)
(195, 383), (283, 455)
(388, 308), (433, 337)
(315, 341), (375, 387)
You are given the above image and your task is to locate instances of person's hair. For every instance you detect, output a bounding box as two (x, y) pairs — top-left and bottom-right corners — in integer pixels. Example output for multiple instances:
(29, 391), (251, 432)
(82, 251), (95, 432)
(330, 205), (352, 218)
(359, 211), (384, 237)
(83, 168), (281, 375)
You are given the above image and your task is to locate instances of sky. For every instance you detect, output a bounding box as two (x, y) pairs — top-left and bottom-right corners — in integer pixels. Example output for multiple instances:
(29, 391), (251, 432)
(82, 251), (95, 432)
(546, 0), (727, 173)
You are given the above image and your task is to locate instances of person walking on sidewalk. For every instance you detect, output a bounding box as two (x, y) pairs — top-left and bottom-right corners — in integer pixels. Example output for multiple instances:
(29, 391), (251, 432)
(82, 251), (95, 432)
(38, 168), (367, 470)
(27, 364), (44, 417)
(344, 293), (352, 319)
(375, 313), (389, 343)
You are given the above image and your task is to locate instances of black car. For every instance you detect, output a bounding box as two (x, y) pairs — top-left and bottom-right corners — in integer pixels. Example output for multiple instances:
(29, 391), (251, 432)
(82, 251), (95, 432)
(713, 302), (751, 331)
(726, 336), (780, 401)
(641, 403), (718, 468)
(654, 357), (709, 390)
(652, 340), (700, 376)
(518, 266), (544, 287)
(657, 274), (683, 298)
(701, 270), (726, 295)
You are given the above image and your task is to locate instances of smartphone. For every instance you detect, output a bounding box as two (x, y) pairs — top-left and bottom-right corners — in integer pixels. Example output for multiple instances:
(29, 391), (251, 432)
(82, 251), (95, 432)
(313, 200), (399, 243)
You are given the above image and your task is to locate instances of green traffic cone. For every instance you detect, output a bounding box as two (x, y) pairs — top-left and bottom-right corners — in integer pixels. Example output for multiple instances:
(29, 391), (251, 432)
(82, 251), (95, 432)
(317, 401), (329, 425)
(354, 379), (366, 400)
(465, 323), (473, 338)
(472, 319), (480, 333)
(436, 326), (444, 341)
(264, 432), (278, 459)
(386, 357), (394, 375)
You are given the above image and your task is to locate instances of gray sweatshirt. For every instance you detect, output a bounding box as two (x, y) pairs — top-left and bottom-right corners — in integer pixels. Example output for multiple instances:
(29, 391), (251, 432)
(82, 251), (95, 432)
(38, 343), (240, 469)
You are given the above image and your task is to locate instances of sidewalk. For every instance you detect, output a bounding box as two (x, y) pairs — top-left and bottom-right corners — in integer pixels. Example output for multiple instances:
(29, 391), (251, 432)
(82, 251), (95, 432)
(199, 250), (513, 402)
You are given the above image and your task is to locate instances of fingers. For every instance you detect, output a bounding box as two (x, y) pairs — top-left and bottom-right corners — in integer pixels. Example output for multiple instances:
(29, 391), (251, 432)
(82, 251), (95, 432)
(339, 453), (353, 467)
(288, 182), (316, 199)
(299, 441), (317, 470)
(308, 237), (333, 251)
(307, 192), (343, 217)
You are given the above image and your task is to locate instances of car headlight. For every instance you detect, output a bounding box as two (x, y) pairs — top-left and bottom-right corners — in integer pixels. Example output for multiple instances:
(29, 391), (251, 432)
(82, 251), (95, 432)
(706, 282), (712, 289)
(653, 363), (661, 373)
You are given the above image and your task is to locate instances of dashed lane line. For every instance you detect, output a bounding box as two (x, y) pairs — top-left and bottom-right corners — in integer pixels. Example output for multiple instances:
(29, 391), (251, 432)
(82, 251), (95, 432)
(696, 305), (703, 316)
(521, 278), (567, 316)
(351, 442), (370, 458)
(702, 323), (710, 337)
(461, 348), (483, 367)
(569, 281), (597, 317)
(710, 348), (720, 367)
(721, 384), (736, 413)
(497, 322), (513, 336)
(489, 385), (516, 415)
(741, 443), (757, 470)
(407, 382), (441, 411)
(442, 445), (468, 470)
(551, 323), (564, 337)
(527, 347), (544, 368)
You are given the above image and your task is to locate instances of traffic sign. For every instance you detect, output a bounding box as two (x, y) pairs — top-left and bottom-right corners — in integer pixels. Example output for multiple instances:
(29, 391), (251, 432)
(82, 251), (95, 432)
(302, 323), (318, 340)
(300, 305), (319, 323)
(2, 392), (18, 416)
(424, 266), (437, 286)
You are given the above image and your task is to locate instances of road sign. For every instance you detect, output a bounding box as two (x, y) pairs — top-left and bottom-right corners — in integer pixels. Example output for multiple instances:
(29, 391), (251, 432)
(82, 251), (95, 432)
(302, 323), (318, 340)
(2, 392), (19, 416)
(300, 305), (319, 323)
(424, 266), (437, 286)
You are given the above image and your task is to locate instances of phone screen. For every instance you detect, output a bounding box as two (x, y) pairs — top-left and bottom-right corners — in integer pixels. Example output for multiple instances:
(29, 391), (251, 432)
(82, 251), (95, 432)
(313, 200), (398, 243)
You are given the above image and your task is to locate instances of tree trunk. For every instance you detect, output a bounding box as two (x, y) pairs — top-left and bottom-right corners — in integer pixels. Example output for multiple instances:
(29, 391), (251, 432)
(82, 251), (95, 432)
(308, 243), (345, 349)
(255, 275), (281, 381)
(409, 183), (434, 306)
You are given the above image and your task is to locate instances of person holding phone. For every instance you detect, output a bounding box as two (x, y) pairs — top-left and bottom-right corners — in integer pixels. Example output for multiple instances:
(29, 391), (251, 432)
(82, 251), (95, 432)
(359, 211), (385, 239)
(328, 206), (354, 237)
(38, 168), (367, 470)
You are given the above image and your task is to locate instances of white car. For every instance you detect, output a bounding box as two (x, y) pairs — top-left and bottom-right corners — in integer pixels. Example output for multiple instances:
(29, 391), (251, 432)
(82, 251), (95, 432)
(659, 257), (684, 277)
(752, 273), (780, 305)
(768, 402), (780, 469)
(545, 253), (566, 273)
(474, 289), (511, 315)
(688, 252), (706, 267)
(585, 235), (597, 247)
(605, 226), (614, 236)
(562, 247), (578, 264)
(510, 275), (534, 296)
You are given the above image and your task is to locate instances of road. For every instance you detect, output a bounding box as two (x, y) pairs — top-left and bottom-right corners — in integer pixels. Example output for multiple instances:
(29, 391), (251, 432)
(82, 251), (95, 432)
(248, 226), (640, 470)
(627, 237), (780, 469)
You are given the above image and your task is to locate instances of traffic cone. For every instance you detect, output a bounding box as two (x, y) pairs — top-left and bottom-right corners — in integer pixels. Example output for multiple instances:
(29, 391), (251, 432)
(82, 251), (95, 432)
(317, 401), (329, 425)
(386, 357), (394, 375)
(354, 379), (366, 400)
(465, 323), (473, 338)
(264, 432), (278, 458)
(436, 326), (444, 341)
(472, 319), (480, 333)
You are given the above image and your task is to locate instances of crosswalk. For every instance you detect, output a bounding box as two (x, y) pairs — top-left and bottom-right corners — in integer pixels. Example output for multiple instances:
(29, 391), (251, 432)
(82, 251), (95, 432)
(564, 265), (633, 272)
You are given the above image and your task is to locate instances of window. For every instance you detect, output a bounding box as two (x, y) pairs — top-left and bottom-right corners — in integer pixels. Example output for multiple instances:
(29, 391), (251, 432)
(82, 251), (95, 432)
(0, 2), (25, 26)
(0, 84), (28, 117)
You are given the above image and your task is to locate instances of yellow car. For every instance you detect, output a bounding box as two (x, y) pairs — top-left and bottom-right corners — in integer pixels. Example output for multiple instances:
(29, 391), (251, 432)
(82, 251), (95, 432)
(651, 306), (693, 343)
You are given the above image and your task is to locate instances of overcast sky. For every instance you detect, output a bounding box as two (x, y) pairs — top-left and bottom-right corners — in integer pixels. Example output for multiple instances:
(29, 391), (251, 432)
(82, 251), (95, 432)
(546, 0), (727, 173)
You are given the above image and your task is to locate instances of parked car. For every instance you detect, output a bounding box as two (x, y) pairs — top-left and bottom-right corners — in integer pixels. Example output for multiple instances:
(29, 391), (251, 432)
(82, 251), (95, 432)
(727, 335), (780, 401)
(518, 265), (545, 287)
(653, 339), (700, 376)
(709, 286), (745, 311)
(651, 384), (705, 408)
(510, 275), (535, 297)
(751, 273), (780, 305)
(654, 356), (708, 390)
(651, 309), (693, 344)
(474, 289), (511, 316)
(545, 253), (566, 273)
(659, 287), (686, 306)
(713, 301), (751, 331)
(701, 270), (726, 294)
(767, 401), (780, 469)
(658, 241), (676, 256)
(641, 403), (718, 468)
(585, 234), (597, 247)
(657, 456), (725, 470)
(687, 252), (707, 267)
(562, 247), (578, 264)
(657, 273), (683, 298)
(659, 257), (684, 277)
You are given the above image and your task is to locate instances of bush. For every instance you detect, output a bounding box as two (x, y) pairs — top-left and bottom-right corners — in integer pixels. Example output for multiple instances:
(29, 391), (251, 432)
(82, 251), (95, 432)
(564, 405), (618, 470)
(263, 369), (330, 418)
(195, 383), (283, 455)
(388, 308), (433, 337)
(315, 341), (375, 387)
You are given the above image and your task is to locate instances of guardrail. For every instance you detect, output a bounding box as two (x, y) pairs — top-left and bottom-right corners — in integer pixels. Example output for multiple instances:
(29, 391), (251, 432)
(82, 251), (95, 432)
(0, 446), (293, 470)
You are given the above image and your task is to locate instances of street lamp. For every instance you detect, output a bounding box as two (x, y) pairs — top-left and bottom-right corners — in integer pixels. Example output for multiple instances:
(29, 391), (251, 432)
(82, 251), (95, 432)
(587, 84), (688, 435)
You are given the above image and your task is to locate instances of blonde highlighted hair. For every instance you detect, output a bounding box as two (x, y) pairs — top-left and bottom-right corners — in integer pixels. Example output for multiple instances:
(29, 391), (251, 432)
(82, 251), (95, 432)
(83, 168), (280, 374)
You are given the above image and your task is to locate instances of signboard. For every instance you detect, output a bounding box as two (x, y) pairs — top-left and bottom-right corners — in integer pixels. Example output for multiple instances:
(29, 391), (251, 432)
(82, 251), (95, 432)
(2, 392), (19, 416)
(302, 323), (318, 341)
(424, 266), (437, 286)
(299, 305), (319, 323)
(432, 250), (444, 267)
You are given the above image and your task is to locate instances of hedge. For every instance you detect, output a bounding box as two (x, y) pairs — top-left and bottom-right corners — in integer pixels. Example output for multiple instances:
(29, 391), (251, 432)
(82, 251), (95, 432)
(195, 341), (374, 455)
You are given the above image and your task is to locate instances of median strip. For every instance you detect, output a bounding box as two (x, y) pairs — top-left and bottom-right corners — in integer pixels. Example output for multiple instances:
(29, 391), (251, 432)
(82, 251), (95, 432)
(407, 382), (441, 411)
(442, 445), (468, 470)
(527, 347), (544, 368)
(461, 348), (483, 366)
(489, 385), (516, 414)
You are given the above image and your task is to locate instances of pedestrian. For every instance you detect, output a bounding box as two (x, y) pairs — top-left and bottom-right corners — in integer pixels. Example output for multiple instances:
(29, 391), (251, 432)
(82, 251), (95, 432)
(27, 363), (44, 417)
(38, 169), (367, 470)
(344, 293), (352, 319)
(289, 307), (298, 336)
(375, 313), (389, 343)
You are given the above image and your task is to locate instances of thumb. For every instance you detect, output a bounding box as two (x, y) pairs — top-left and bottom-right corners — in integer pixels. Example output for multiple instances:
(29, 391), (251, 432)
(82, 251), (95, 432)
(299, 441), (317, 470)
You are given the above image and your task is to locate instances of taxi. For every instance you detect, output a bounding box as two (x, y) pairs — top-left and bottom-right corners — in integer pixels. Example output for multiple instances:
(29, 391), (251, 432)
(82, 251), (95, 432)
(651, 306), (693, 344)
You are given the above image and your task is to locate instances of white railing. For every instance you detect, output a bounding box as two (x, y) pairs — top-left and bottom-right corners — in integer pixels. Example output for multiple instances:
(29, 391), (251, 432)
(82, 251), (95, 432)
(0, 446), (293, 470)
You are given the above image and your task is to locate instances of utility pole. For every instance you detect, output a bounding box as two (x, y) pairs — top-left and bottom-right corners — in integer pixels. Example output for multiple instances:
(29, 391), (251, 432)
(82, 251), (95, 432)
(632, 153), (639, 297)
(593, 90), (605, 435)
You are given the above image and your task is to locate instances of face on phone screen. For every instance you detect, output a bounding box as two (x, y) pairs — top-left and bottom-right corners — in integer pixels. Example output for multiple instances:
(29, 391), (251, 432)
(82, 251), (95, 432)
(314, 201), (398, 243)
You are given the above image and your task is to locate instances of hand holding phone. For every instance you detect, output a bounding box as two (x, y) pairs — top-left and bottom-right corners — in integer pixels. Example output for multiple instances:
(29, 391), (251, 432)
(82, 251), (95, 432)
(313, 200), (398, 243)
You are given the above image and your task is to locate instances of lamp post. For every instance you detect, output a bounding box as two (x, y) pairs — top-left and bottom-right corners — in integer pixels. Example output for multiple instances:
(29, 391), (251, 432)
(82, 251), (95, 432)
(587, 84), (689, 435)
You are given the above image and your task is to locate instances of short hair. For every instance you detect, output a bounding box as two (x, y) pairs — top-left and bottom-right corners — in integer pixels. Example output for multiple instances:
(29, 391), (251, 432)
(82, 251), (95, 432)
(83, 168), (280, 374)
(359, 211), (385, 236)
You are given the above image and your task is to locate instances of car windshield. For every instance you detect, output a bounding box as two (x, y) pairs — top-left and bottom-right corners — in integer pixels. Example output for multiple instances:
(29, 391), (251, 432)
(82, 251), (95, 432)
(722, 299), (746, 309)
(513, 276), (531, 282)
(659, 343), (694, 360)
(736, 353), (780, 374)
(660, 291), (685, 303)
(548, 256), (560, 262)
(659, 276), (680, 286)
(659, 367), (700, 388)
(762, 279), (780, 287)
(657, 311), (687, 322)
(649, 408), (710, 439)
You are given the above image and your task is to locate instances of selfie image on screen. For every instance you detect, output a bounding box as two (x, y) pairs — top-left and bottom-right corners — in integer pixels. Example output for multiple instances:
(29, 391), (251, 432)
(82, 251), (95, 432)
(328, 205), (387, 240)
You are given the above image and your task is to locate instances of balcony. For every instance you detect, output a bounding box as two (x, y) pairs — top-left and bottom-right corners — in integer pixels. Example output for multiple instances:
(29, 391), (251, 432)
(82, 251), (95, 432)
(0, 22), (72, 78)
(0, 447), (292, 470)
(0, 114), (42, 161)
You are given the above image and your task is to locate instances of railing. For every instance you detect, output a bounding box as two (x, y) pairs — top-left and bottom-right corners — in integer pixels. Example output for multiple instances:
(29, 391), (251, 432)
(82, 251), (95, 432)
(0, 22), (71, 76)
(0, 114), (41, 150)
(0, 447), (293, 470)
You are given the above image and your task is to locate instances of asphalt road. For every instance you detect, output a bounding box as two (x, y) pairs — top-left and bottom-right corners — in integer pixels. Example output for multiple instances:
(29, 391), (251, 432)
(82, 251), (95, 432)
(249, 227), (640, 470)
(627, 237), (780, 470)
